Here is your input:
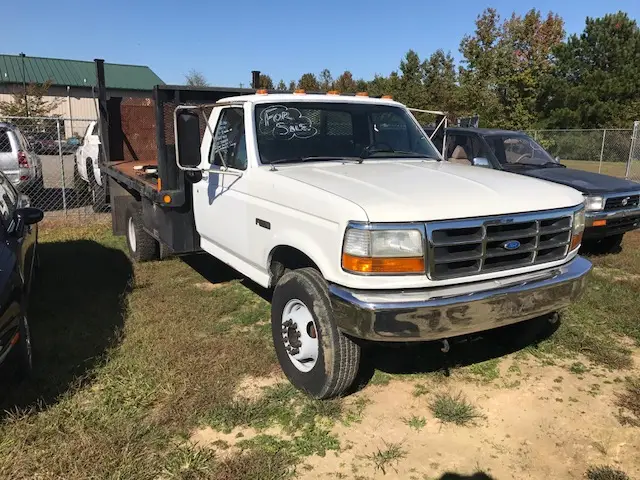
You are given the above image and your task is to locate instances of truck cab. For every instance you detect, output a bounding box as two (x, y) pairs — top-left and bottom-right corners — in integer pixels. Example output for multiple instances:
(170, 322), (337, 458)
(101, 86), (591, 399)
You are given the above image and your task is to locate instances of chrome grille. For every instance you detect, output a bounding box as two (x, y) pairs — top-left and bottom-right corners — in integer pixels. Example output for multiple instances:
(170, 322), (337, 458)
(427, 209), (574, 280)
(605, 194), (639, 211)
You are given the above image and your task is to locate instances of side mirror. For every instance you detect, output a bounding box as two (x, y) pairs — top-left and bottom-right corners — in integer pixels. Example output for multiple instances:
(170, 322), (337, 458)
(176, 110), (202, 169)
(15, 207), (44, 226)
(555, 156), (560, 162)
(472, 157), (491, 168)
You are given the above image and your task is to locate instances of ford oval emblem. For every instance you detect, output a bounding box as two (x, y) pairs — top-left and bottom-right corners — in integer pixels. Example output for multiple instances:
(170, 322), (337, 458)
(503, 240), (521, 251)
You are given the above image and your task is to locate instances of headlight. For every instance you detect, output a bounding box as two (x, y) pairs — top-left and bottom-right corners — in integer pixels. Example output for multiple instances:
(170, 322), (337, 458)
(585, 195), (604, 211)
(342, 225), (424, 274)
(570, 208), (585, 250)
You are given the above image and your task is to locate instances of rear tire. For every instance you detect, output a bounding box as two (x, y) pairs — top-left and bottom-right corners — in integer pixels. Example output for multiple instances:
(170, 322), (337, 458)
(89, 160), (109, 213)
(271, 268), (361, 399)
(125, 203), (159, 262)
(74, 162), (89, 197)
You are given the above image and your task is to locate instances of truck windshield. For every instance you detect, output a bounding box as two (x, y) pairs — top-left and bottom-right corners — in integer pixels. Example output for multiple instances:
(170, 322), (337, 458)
(254, 102), (440, 164)
(484, 134), (558, 167)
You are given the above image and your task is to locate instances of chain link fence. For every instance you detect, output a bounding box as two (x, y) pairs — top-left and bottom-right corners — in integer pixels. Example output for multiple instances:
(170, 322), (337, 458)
(528, 128), (633, 178)
(625, 121), (640, 182)
(0, 116), (106, 216)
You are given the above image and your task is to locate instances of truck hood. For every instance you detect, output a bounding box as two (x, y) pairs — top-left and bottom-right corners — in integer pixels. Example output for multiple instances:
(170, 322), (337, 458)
(274, 160), (584, 222)
(508, 166), (640, 195)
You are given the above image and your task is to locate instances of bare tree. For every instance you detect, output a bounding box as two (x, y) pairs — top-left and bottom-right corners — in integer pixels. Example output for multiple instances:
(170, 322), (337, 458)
(185, 70), (208, 87)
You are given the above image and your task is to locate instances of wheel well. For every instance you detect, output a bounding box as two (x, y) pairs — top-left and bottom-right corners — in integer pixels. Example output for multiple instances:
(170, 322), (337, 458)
(269, 246), (320, 287)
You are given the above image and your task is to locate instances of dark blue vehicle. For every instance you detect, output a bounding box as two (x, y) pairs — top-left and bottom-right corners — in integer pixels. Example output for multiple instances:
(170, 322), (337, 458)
(0, 172), (43, 380)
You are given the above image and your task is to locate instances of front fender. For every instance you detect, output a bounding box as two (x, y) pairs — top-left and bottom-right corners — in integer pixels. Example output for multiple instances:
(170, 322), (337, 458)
(265, 226), (341, 287)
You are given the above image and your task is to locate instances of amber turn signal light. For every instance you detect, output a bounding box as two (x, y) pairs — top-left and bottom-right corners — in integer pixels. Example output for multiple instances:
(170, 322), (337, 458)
(570, 231), (583, 251)
(342, 253), (425, 274)
(592, 219), (607, 227)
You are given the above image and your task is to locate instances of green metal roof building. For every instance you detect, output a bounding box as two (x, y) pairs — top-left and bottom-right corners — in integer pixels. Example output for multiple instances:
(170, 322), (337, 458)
(0, 54), (164, 91)
(0, 54), (164, 129)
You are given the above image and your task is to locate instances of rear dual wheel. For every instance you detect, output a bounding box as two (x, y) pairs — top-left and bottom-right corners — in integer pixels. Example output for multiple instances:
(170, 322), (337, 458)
(125, 203), (159, 262)
(271, 268), (361, 399)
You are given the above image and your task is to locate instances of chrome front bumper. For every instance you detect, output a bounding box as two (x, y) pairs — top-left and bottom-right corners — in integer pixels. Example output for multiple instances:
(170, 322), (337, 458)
(585, 207), (640, 237)
(329, 256), (592, 342)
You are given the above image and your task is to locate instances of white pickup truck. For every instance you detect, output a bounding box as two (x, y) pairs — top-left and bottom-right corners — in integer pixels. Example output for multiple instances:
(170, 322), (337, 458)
(74, 120), (108, 211)
(99, 83), (592, 399)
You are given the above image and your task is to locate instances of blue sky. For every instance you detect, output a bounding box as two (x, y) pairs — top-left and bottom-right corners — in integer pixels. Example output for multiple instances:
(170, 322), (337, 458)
(4, 0), (639, 87)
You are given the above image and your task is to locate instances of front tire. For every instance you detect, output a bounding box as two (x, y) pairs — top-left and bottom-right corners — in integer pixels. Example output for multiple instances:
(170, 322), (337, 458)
(125, 203), (159, 262)
(15, 314), (33, 379)
(271, 268), (361, 399)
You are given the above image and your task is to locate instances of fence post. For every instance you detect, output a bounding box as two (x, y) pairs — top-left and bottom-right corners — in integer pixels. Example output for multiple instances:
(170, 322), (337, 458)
(626, 121), (639, 179)
(56, 119), (68, 215)
(599, 129), (606, 174)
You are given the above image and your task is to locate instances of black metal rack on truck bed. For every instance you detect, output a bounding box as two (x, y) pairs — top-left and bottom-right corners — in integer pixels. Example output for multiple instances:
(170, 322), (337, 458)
(97, 63), (263, 255)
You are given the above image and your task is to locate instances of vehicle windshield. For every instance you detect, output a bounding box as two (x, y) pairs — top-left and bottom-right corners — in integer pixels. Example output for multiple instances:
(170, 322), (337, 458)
(484, 134), (557, 166)
(254, 102), (440, 164)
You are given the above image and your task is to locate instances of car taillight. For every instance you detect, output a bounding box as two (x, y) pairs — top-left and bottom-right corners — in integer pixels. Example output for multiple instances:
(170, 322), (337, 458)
(18, 151), (29, 168)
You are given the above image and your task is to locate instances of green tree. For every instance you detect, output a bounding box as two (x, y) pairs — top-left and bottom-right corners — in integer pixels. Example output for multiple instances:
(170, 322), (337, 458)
(276, 79), (287, 90)
(297, 73), (319, 91)
(334, 71), (357, 93)
(422, 50), (460, 115)
(397, 50), (426, 108)
(539, 12), (640, 128)
(355, 79), (368, 92)
(288, 80), (296, 91)
(319, 69), (333, 91)
(459, 8), (564, 129)
(0, 80), (61, 117)
(258, 74), (274, 89)
(185, 69), (208, 87)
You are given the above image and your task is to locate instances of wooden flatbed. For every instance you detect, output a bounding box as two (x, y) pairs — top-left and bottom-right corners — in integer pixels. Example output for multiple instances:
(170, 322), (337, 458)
(108, 160), (158, 188)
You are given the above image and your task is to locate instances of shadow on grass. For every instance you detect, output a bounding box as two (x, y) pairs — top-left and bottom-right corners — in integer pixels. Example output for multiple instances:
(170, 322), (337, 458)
(354, 314), (559, 389)
(183, 253), (272, 301)
(0, 239), (133, 415)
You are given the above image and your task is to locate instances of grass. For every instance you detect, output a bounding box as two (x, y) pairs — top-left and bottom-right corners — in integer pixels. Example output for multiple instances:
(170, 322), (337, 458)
(365, 441), (407, 475)
(402, 414), (427, 431)
(0, 223), (298, 478)
(1, 222), (640, 478)
(465, 358), (501, 382)
(562, 160), (628, 178)
(615, 377), (640, 427)
(586, 465), (630, 480)
(528, 231), (640, 370)
(428, 391), (483, 426)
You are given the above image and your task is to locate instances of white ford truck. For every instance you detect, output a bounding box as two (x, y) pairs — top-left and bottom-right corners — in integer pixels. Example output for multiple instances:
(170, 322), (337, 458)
(98, 77), (592, 399)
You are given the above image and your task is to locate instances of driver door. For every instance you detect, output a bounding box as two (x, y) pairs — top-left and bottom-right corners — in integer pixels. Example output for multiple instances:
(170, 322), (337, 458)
(192, 107), (253, 270)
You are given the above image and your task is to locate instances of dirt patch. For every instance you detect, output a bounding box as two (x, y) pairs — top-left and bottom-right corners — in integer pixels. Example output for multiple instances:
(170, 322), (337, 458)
(299, 358), (640, 480)
(194, 281), (225, 291)
(190, 425), (291, 459)
(232, 374), (286, 402)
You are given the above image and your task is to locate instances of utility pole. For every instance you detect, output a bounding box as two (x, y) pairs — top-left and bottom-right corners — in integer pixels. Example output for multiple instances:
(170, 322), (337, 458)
(20, 53), (29, 117)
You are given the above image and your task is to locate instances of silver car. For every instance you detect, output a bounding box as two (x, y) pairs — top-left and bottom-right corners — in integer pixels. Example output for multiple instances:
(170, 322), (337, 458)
(0, 123), (43, 193)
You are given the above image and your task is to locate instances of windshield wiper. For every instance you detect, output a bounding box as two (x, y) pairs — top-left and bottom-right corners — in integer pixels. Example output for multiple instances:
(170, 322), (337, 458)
(359, 147), (435, 162)
(541, 161), (566, 168)
(269, 156), (360, 166)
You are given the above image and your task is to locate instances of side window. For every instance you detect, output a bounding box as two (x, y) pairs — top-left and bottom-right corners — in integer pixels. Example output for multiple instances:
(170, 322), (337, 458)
(0, 131), (12, 153)
(0, 174), (18, 227)
(469, 136), (489, 160)
(209, 108), (247, 170)
(446, 135), (472, 160)
(91, 122), (100, 136)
